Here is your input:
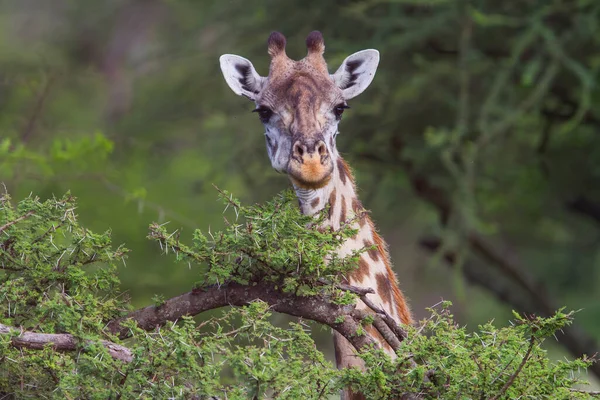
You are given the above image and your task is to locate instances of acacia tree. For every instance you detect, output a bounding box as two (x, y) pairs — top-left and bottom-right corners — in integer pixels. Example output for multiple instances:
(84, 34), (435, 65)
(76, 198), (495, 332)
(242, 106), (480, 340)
(1, 0), (600, 382)
(0, 190), (597, 399)
(1, 0), (600, 397)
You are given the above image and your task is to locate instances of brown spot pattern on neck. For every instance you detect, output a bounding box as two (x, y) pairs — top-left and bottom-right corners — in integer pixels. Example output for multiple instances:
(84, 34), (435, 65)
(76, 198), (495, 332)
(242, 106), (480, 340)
(351, 255), (370, 283)
(337, 159), (348, 185)
(375, 272), (392, 306)
(311, 197), (320, 209)
(328, 188), (337, 219)
(326, 157), (413, 325)
(365, 217), (413, 325)
(363, 239), (380, 262)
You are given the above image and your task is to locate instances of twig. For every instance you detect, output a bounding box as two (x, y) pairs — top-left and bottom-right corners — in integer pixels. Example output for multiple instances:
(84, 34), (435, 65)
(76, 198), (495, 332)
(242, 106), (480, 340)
(358, 292), (408, 343)
(569, 388), (600, 396)
(100, 177), (196, 229)
(318, 278), (408, 347)
(357, 309), (403, 351)
(0, 211), (35, 234)
(317, 278), (374, 296)
(489, 334), (535, 400)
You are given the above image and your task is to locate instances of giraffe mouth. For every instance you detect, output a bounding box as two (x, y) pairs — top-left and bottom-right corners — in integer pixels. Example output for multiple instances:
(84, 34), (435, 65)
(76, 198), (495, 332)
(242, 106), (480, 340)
(287, 157), (333, 189)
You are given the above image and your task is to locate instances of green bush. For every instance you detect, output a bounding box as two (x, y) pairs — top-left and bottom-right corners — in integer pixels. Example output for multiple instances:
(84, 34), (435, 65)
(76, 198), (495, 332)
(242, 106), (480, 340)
(0, 191), (596, 399)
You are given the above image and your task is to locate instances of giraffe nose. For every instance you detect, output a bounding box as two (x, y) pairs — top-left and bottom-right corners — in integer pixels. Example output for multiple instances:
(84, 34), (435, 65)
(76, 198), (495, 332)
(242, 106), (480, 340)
(292, 139), (328, 162)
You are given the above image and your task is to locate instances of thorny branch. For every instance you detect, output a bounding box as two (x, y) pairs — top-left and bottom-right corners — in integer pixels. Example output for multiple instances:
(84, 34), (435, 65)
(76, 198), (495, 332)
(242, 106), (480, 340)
(107, 279), (407, 353)
(1, 278), (408, 364)
(489, 334), (536, 400)
(0, 211), (35, 234)
(0, 323), (132, 363)
(318, 278), (408, 342)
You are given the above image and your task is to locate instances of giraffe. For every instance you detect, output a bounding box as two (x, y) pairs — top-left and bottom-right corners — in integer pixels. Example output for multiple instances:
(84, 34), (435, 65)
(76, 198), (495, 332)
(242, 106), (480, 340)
(219, 31), (413, 397)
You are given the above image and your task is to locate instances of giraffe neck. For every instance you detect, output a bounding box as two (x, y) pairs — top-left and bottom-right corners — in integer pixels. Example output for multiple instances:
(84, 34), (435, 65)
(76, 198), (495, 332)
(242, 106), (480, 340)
(292, 157), (412, 361)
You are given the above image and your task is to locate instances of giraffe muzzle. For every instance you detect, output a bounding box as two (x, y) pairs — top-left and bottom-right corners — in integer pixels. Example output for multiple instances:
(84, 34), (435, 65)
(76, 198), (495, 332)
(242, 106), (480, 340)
(287, 137), (333, 189)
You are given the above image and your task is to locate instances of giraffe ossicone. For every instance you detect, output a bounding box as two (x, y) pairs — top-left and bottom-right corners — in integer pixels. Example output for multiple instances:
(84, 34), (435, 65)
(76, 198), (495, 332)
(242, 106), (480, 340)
(219, 30), (412, 376)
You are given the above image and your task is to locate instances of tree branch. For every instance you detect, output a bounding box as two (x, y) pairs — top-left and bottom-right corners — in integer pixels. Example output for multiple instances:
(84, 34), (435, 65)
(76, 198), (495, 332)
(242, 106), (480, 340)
(0, 279), (408, 366)
(318, 278), (408, 344)
(489, 334), (535, 400)
(0, 323), (132, 363)
(570, 388), (600, 396)
(106, 280), (406, 353)
(357, 291), (408, 344)
(0, 211), (35, 234)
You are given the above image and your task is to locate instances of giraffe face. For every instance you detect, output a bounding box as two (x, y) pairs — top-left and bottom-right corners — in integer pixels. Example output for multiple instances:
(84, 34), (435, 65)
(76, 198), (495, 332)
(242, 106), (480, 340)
(253, 68), (344, 189)
(219, 31), (379, 189)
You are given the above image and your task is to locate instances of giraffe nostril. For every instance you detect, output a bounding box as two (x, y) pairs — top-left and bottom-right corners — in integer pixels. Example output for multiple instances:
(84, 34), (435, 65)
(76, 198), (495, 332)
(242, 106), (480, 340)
(293, 142), (305, 158)
(316, 141), (327, 156)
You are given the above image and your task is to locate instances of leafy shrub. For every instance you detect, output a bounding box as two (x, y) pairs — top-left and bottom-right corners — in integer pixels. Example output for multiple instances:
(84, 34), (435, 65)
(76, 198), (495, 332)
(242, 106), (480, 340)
(0, 191), (596, 399)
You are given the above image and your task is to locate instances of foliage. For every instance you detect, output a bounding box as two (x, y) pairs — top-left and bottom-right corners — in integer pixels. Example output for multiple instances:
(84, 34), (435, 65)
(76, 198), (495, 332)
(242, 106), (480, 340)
(1, 1), (600, 353)
(148, 188), (361, 302)
(0, 191), (342, 399)
(0, 192), (127, 333)
(1, 191), (597, 399)
(346, 305), (596, 399)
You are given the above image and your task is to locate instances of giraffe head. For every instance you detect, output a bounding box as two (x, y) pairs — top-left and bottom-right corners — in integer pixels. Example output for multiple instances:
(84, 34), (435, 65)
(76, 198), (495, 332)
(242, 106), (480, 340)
(219, 31), (379, 189)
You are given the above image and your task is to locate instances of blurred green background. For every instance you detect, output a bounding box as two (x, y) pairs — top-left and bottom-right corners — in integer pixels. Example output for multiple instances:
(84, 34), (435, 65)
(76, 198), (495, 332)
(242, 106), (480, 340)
(1, 0), (599, 382)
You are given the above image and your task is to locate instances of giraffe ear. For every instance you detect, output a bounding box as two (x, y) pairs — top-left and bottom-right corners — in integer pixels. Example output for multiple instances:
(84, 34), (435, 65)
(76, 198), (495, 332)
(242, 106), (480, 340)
(219, 54), (266, 101)
(331, 49), (380, 100)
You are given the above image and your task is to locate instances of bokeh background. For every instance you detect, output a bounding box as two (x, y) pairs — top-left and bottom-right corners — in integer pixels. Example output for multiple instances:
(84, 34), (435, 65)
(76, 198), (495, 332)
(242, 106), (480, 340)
(1, 0), (599, 384)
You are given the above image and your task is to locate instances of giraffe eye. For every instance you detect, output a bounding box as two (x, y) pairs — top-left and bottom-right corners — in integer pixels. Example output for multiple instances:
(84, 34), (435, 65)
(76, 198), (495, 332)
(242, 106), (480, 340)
(334, 104), (350, 120)
(252, 106), (273, 123)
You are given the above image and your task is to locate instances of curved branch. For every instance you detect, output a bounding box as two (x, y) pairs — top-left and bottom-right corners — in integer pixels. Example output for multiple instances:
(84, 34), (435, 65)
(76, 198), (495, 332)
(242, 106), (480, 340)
(106, 280), (405, 353)
(0, 280), (408, 365)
